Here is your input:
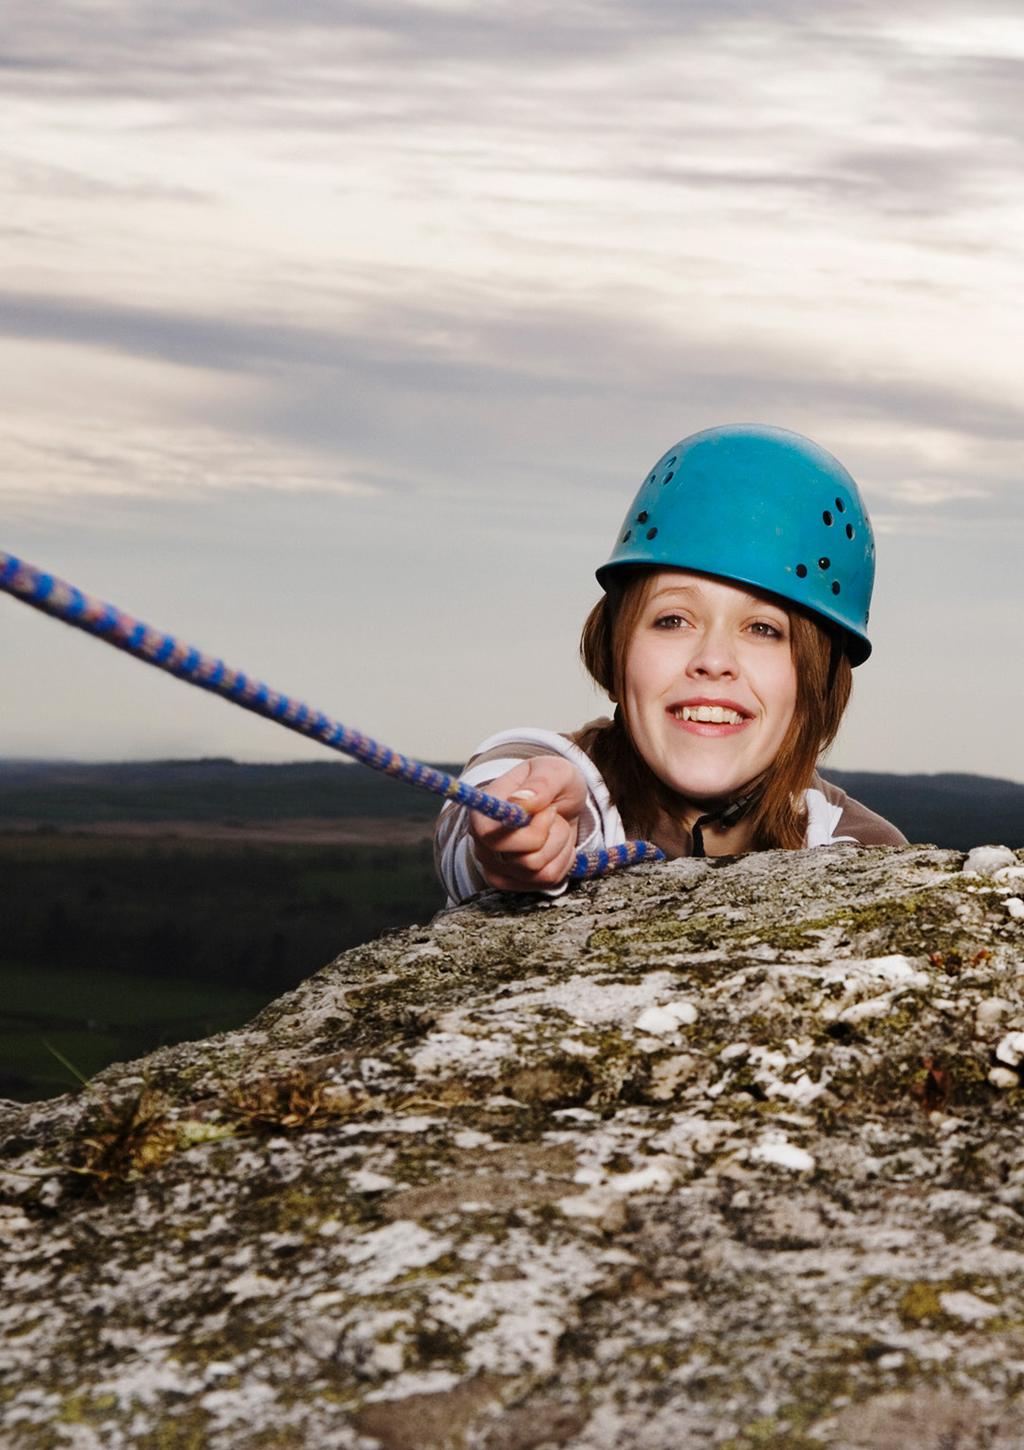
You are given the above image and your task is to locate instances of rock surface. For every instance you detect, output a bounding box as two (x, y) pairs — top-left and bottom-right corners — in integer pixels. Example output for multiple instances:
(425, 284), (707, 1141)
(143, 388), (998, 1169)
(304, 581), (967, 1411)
(2, 844), (1024, 1448)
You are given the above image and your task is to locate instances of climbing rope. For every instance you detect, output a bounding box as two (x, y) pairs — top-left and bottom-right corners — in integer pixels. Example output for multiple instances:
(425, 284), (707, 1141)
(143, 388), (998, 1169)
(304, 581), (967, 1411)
(0, 551), (664, 880)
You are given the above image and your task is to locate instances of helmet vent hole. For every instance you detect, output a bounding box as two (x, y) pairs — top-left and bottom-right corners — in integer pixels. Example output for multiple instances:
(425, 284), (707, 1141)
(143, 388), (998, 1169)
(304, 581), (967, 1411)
(822, 510), (833, 526)
(648, 474), (656, 484)
(835, 497), (846, 513)
(795, 564), (808, 578)
(845, 524), (855, 540)
(662, 470), (674, 484)
(646, 527), (658, 541)
(622, 530), (632, 543)
(831, 581), (841, 596)
(637, 510), (648, 523)
(667, 456), (677, 466)
(818, 557), (830, 570)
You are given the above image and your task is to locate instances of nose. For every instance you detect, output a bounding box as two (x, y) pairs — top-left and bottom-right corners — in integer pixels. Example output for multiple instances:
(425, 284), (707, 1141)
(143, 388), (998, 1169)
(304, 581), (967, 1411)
(685, 622), (739, 680)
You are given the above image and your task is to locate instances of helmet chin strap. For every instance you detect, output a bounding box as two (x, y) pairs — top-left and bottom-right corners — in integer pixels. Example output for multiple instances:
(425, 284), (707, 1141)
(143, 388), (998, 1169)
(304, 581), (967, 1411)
(689, 782), (764, 858)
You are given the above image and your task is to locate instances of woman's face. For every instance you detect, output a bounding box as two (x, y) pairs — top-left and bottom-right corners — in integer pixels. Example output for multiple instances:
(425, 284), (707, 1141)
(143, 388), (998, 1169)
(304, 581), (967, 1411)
(622, 571), (798, 807)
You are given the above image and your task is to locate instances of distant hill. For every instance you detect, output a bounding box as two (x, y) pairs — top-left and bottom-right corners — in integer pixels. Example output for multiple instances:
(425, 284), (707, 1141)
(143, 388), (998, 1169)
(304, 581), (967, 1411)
(0, 757), (459, 825)
(1, 759), (1021, 850)
(820, 770), (1024, 851)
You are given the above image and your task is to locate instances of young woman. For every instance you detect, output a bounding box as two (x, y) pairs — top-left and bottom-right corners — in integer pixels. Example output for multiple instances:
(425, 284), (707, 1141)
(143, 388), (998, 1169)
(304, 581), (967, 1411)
(435, 424), (906, 903)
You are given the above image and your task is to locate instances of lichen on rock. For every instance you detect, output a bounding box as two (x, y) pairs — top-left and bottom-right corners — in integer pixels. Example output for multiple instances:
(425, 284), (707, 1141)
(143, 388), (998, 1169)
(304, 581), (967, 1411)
(2, 844), (1024, 1448)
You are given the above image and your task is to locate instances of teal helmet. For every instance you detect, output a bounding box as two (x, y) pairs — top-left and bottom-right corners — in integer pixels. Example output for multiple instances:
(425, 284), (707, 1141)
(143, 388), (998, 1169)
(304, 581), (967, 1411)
(596, 424), (875, 665)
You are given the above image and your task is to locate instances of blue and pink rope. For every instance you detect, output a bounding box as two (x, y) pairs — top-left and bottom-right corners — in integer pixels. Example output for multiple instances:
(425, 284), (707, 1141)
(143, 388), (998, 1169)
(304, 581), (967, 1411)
(0, 551), (664, 880)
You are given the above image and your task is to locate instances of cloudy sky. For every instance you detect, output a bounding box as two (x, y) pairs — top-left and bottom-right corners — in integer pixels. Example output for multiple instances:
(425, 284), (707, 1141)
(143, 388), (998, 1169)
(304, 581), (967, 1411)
(2, 0), (1022, 783)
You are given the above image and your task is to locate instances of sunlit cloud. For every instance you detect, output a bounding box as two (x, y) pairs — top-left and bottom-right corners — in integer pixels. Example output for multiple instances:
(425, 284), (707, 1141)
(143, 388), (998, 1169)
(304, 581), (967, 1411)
(1, 417), (377, 514)
(2, 285), (1019, 527)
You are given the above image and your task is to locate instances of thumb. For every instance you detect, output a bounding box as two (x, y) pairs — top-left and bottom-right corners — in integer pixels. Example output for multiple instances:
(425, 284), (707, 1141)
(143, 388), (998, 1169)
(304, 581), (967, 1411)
(506, 754), (586, 820)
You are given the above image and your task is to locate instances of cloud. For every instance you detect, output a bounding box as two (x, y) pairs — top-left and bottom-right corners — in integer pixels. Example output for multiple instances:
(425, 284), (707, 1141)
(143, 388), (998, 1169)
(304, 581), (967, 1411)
(630, 146), (987, 221)
(2, 284), (1021, 533)
(0, 2), (753, 91)
(0, 291), (339, 373)
(0, 416), (378, 514)
(0, 152), (210, 205)
(4, 0), (1022, 529)
(6, 0), (1020, 252)
(3, 1), (1017, 134)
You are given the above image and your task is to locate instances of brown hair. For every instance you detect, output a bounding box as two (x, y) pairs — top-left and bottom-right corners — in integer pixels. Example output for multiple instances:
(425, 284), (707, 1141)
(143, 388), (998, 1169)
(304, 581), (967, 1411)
(574, 573), (852, 851)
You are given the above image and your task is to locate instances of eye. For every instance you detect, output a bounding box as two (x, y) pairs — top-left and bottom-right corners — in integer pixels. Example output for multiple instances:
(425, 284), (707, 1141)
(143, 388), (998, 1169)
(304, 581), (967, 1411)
(653, 612), (688, 630)
(748, 620), (786, 640)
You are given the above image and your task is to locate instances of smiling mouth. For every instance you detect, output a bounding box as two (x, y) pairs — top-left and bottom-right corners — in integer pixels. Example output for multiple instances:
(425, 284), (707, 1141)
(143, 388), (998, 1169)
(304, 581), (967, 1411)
(672, 705), (748, 726)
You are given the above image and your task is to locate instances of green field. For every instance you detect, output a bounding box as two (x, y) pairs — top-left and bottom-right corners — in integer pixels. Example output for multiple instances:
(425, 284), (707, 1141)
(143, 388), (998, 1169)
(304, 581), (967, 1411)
(1, 960), (273, 1100)
(0, 833), (445, 1101)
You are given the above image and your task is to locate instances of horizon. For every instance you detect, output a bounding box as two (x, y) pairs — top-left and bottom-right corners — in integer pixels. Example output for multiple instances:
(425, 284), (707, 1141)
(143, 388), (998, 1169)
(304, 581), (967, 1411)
(3, 754), (1023, 790)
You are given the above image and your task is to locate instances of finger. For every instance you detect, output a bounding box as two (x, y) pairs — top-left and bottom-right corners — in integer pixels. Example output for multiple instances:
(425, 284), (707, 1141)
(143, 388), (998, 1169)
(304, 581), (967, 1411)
(477, 815), (576, 887)
(481, 760), (536, 809)
(479, 832), (577, 891)
(469, 803), (557, 853)
(490, 812), (573, 873)
(466, 760), (540, 846)
(508, 755), (587, 818)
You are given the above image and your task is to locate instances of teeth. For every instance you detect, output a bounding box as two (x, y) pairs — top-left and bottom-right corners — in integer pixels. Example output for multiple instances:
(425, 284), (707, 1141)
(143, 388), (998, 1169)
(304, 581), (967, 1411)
(675, 705), (745, 725)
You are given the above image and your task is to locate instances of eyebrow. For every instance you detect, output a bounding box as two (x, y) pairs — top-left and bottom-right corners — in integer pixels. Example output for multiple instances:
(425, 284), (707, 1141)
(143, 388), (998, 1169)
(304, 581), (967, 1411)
(647, 585), (781, 610)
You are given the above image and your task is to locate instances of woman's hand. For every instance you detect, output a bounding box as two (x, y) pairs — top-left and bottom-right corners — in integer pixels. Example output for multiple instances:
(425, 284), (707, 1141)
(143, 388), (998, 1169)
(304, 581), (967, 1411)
(469, 755), (588, 892)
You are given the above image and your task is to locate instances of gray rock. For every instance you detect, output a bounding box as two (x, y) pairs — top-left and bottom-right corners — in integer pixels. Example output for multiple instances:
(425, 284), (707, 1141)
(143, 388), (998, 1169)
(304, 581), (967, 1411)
(962, 844), (1017, 878)
(2, 844), (1024, 1448)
